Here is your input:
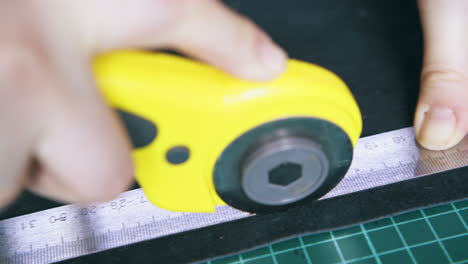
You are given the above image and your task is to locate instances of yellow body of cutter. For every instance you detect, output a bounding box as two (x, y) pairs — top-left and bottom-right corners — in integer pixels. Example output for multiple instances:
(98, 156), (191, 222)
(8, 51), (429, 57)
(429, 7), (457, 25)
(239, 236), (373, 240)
(93, 50), (362, 213)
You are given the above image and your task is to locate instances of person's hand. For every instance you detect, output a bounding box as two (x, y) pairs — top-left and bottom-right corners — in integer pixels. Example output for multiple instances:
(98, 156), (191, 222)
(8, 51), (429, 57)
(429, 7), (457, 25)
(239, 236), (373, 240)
(415, 0), (468, 150)
(0, 1), (287, 209)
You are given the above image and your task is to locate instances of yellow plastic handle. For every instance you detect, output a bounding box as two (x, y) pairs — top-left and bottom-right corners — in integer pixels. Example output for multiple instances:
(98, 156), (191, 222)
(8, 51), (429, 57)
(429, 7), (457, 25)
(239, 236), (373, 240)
(93, 50), (362, 212)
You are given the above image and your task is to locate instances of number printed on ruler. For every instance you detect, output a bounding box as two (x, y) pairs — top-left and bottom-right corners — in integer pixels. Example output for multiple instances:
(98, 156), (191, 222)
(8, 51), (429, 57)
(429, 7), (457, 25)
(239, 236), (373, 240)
(323, 127), (468, 198)
(0, 190), (249, 264)
(2, 193), (150, 250)
(16, 194), (146, 231)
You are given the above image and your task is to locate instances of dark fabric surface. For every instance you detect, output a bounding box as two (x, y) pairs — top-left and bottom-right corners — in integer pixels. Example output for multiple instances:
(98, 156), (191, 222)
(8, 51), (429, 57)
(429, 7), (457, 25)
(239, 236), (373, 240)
(62, 168), (468, 264)
(2, 0), (467, 263)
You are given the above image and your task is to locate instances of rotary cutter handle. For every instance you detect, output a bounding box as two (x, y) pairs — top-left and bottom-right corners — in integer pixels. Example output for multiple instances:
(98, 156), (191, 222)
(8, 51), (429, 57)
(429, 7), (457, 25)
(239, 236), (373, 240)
(93, 51), (362, 213)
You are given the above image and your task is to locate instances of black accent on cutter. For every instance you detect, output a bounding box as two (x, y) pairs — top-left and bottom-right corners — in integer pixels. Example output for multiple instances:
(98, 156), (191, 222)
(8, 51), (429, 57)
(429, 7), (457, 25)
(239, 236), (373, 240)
(116, 109), (157, 149)
(166, 146), (190, 165)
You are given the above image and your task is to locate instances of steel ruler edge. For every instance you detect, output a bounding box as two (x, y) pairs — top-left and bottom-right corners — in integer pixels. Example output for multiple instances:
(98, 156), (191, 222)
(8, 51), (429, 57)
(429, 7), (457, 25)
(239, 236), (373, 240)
(1, 126), (468, 264)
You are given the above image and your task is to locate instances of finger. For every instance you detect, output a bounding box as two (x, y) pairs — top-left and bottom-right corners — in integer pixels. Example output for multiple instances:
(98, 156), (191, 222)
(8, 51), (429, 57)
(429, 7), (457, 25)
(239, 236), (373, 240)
(0, 118), (29, 208)
(414, 0), (468, 150)
(79, 0), (287, 81)
(29, 49), (134, 204)
(0, 46), (39, 208)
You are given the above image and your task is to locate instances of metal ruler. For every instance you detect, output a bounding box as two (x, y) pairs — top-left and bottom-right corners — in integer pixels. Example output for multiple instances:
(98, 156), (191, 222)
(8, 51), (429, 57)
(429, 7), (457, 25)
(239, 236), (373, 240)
(1, 127), (468, 264)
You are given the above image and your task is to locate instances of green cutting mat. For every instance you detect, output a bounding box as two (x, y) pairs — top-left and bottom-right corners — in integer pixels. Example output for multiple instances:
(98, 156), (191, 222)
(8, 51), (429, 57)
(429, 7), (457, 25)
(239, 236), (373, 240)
(204, 199), (468, 264)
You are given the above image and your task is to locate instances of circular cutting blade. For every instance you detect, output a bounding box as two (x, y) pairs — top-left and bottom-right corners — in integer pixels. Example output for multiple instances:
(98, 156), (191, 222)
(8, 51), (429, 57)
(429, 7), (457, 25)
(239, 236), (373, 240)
(213, 117), (354, 213)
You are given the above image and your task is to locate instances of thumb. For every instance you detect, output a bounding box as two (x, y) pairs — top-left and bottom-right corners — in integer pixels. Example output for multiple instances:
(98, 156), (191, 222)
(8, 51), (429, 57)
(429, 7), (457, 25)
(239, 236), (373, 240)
(415, 0), (468, 150)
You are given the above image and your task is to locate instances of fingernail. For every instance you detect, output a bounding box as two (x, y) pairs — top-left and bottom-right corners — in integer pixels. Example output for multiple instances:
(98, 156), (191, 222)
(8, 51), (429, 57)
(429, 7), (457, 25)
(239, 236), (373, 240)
(258, 37), (287, 75)
(417, 106), (456, 150)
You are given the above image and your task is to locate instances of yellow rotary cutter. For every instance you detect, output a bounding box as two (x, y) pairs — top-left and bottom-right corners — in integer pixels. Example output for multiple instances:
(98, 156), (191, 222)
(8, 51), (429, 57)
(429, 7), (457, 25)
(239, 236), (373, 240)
(93, 51), (362, 213)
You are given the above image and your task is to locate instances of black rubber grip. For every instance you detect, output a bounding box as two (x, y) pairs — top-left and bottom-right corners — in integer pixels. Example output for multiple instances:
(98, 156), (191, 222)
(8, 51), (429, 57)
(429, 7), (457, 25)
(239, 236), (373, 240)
(116, 109), (158, 148)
